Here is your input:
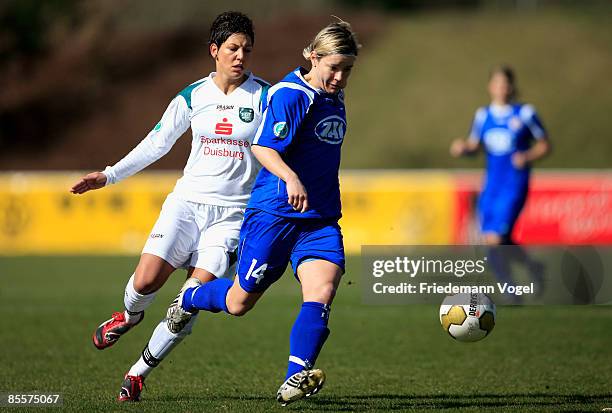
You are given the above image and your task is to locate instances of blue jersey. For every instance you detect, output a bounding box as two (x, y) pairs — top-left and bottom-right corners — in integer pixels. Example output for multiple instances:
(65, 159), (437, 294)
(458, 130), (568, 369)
(248, 67), (347, 219)
(469, 103), (547, 193)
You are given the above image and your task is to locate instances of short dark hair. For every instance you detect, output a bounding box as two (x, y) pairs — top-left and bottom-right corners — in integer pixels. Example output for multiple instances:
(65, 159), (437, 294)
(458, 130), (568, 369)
(490, 64), (518, 100)
(208, 11), (255, 48)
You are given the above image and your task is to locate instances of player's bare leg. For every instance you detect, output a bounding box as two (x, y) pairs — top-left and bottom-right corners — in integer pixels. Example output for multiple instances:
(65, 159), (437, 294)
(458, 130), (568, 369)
(483, 232), (503, 245)
(93, 254), (175, 350)
(277, 260), (342, 406)
(225, 278), (263, 316)
(132, 253), (177, 294)
(298, 259), (342, 304)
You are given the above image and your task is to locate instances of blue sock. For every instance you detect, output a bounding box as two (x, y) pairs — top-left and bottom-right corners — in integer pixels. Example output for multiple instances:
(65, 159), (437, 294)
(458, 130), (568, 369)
(182, 278), (232, 313)
(488, 246), (513, 285)
(286, 302), (330, 380)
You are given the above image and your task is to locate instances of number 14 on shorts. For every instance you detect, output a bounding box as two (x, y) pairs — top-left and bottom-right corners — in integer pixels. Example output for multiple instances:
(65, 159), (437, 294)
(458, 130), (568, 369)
(245, 259), (268, 284)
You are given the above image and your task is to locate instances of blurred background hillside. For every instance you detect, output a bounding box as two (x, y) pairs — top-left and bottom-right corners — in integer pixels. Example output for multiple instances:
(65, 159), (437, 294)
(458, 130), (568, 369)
(1, 0), (611, 170)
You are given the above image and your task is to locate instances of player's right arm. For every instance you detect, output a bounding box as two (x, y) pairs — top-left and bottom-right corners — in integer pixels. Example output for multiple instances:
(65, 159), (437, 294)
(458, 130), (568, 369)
(70, 171), (108, 194)
(251, 85), (311, 212)
(70, 95), (191, 194)
(450, 107), (485, 158)
(252, 145), (308, 212)
(450, 137), (481, 157)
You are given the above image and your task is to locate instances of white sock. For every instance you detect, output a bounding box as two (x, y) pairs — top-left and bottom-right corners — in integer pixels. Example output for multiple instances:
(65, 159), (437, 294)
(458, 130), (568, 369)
(123, 273), (156, 323)
(128, 314), (199, 378)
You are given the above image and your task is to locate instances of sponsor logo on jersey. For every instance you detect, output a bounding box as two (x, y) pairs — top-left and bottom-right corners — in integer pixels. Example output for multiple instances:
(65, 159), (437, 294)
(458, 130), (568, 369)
(153, 122), (163, 132)
(483, 128), (513, 155)
(273, 122), (289, 139)
(203, 147), (245, 160)
(216, 104), (234, 111)
(315, 115), (346, 144)
(508, 116), (522, 131)
(150, 233), (164, 239)
(239, 107), (254, 123)
(215, 118), (233, 135)
(200, 136), (250, 147)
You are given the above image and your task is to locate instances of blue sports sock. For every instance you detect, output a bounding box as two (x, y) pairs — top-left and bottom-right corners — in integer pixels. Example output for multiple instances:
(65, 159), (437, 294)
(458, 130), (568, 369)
(487, 246), (513, 285)
(182, 278), (232, 313)
(286, 302), (330, 380)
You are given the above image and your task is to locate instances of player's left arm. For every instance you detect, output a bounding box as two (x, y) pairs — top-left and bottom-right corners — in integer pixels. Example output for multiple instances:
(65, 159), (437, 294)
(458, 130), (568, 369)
(524, 138), (551, 162)
(450, 107), (486, 158)
(512, 105), (552, 168)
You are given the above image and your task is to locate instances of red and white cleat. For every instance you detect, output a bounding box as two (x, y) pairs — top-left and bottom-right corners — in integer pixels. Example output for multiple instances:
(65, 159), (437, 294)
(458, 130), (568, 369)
(92, 311), (143, 350)
(118, 374), (145, 402)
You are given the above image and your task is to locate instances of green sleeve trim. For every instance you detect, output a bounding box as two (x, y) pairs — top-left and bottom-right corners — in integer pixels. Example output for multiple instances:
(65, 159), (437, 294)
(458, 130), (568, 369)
(177, 79), (207, 110)
(253, 77), (271, 111)
(259, 84), (270, 109)
(253, 77), (269, 88)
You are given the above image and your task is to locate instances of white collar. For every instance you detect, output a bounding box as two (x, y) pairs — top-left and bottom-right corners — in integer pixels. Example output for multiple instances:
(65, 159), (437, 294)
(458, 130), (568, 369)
(489, 104), (513, 117)
(294, 68), (322, 95)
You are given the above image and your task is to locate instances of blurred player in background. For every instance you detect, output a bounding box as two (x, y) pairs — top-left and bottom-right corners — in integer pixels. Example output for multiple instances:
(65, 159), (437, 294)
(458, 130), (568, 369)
(166, 20), (360, 405)
(70, 11), (269, 401)
(450, 65), (551, 244)
(450, 65), (551, 293)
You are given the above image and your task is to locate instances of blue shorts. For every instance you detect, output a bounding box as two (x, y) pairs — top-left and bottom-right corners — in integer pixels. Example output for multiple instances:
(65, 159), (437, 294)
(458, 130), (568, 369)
(478, 190), (527, 236)
(236, 209), (345, 293)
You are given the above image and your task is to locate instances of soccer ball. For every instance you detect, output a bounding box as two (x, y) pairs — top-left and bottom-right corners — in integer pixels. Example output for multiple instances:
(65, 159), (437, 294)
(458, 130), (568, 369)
(439, 293), (496, 342)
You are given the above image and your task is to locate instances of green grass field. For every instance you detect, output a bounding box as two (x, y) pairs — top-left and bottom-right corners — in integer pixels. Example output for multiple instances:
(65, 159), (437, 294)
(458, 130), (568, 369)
(1, 256), (611, 412)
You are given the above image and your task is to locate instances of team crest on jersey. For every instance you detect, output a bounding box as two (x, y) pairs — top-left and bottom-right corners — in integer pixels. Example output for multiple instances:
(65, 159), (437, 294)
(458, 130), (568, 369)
(315, 115), (346, 144)
(239, 107), (254, 123)
(273, 122), (289, 139)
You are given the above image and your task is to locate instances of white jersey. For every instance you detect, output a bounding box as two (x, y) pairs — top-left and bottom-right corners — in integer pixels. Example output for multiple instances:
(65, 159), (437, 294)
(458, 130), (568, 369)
(103, 72), (270, 207)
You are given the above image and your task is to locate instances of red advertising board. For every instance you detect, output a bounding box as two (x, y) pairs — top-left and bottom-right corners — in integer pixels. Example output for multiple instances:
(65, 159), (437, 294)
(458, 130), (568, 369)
(452, 172), (612, 245)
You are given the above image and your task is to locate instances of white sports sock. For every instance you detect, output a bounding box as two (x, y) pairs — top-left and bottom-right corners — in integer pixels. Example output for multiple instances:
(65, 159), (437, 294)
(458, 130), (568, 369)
(128, 314), (199, 378)
(123, 273), (156, 323)
(128, 355), (155, 379)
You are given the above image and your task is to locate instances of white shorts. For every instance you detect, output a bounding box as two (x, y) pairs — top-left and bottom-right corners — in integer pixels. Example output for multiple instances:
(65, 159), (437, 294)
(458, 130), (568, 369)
(142, 193), (244, 278)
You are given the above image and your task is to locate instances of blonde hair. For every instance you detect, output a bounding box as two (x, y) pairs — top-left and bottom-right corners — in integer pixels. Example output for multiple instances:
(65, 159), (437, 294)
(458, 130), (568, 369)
(302, 20), (360, 60)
